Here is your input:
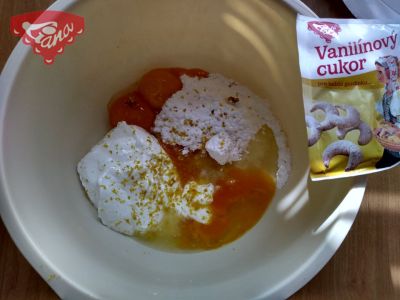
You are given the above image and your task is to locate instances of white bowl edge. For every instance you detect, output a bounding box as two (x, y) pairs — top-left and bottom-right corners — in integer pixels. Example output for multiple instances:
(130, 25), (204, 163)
(0, 1), (367, 299)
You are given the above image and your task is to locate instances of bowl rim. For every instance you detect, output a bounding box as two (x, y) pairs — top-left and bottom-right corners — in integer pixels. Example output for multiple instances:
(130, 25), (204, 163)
(0, 0), (366, 299)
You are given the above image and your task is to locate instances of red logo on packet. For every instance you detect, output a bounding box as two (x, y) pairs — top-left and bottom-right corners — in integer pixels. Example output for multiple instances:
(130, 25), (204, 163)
(307, 21), (341, 43)
(10, 11), (84, 64)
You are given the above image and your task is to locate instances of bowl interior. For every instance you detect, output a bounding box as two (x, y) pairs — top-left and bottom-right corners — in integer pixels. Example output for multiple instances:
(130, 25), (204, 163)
(1, 0), (356, 299)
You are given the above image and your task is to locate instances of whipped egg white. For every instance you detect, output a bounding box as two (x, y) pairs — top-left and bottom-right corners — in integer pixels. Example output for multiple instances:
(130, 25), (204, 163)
(78, 122), (214, 235)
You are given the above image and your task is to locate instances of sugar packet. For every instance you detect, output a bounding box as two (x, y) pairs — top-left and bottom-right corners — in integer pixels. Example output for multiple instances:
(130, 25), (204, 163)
(296, 15), (400, 180)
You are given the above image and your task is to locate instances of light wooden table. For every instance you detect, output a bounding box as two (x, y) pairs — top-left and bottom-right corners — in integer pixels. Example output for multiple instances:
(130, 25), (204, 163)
(0, 1), (399, 299)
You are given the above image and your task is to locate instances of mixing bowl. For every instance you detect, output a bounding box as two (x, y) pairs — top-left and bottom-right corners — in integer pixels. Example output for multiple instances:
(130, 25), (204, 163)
(0, 0), (366, 299)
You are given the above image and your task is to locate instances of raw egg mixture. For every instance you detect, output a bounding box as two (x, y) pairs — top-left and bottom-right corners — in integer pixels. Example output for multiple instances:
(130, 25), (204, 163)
(78, 68), (290, 251)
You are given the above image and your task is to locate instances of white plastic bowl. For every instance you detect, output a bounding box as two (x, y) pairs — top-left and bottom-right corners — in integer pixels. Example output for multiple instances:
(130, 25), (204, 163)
(0, 0), (366, 299)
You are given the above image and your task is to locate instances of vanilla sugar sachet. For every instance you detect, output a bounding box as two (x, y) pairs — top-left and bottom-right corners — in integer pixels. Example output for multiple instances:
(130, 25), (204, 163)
(297, 15), (400, 180)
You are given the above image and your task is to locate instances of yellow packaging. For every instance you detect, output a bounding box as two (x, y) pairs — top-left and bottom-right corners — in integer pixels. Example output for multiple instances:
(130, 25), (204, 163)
(297, 15), (400, 180)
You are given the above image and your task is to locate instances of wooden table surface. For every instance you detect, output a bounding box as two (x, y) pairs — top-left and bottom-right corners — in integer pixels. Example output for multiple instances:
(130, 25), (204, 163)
(1, 0), (399, 299)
